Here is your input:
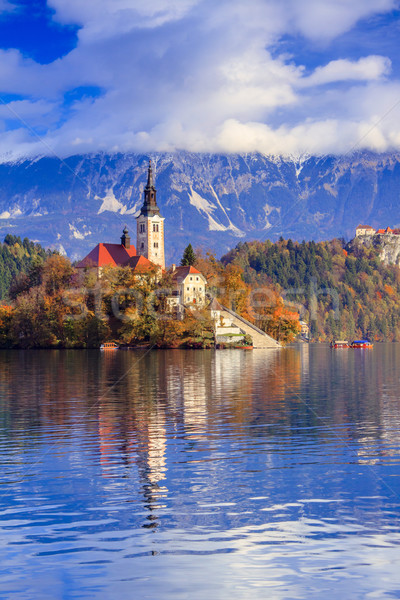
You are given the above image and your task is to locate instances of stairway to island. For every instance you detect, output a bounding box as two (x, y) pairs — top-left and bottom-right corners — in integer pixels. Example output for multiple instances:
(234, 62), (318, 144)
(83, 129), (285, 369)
(220, 305), (281, 349)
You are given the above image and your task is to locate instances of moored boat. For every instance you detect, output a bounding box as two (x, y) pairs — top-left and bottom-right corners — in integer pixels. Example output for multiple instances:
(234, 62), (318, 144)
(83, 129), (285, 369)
(350, 340), (373, 349)
(330, 340), (349, 348)
(100, 342), (119, 350)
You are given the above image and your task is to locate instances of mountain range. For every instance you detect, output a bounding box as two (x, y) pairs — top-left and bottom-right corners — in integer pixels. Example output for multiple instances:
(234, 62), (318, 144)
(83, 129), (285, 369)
(0, 151), (399, 263)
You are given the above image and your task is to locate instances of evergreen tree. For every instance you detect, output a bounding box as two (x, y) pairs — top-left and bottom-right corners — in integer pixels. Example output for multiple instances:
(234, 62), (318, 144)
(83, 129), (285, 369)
(180, 244), (196, 266)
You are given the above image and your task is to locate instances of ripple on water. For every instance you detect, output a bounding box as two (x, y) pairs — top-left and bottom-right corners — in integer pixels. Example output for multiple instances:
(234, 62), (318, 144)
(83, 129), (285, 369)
(0, 347), (400, 598)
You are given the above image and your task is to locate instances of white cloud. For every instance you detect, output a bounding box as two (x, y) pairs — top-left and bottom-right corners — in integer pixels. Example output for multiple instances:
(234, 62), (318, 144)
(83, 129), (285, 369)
(284, 0), (397, 41)
(0, 0), (399, 159)
(303, 56), (392, 86)
(48, 0), (199, 38)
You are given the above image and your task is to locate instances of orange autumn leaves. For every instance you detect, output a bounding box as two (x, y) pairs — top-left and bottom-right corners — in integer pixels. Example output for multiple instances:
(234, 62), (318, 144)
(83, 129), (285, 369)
(194, 251), (300, 344)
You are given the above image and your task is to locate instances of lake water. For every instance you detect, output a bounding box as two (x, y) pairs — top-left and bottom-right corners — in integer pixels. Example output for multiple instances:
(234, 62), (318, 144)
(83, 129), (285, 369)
(1, 345), (400, 599)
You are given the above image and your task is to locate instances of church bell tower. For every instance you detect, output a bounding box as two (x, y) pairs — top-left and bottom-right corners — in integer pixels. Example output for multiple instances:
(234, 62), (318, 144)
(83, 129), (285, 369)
(136, 160), (165, 269)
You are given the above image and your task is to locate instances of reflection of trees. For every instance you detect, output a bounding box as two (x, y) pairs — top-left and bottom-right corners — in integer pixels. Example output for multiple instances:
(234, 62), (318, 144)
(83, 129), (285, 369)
(2, 346), (395, 445)
(1, 346), (399, 513)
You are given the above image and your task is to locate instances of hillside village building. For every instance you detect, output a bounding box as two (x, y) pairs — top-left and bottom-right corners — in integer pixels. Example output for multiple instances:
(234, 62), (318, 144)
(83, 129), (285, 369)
(355, 225), (376, 236)
(356, 225), (400, 237)
(77, 161), (207, 307)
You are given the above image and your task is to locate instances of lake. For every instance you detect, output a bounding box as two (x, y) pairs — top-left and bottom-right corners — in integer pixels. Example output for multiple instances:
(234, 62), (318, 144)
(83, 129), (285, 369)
(0, 345), (400, 599)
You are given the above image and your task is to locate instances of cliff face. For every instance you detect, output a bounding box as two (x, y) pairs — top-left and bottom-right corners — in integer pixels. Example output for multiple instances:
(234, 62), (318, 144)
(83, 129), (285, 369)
(354, 234), (400, 266)
(0, 151), (399, 261)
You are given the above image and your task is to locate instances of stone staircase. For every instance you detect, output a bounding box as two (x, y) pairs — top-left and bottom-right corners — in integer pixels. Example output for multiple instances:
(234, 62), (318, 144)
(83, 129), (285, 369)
(220, 305), (281, 349)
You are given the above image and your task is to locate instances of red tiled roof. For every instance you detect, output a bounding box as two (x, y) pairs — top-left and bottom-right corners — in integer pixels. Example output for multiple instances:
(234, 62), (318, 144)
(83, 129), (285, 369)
(376, 229), (386, 234)
(76, 243), (136, 268)
(172, 265), (205, 283)
(125, 255), (158, 273)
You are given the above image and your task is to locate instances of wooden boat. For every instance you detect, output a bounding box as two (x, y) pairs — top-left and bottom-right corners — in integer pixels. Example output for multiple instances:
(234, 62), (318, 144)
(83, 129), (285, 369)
(350, 340), (373, 349)
(330, 340), (349, 348)
(100, 342), (119, 350)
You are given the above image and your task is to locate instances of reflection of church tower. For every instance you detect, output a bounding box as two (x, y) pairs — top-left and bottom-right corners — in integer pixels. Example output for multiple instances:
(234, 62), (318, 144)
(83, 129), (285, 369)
(136, 160), (165, 269)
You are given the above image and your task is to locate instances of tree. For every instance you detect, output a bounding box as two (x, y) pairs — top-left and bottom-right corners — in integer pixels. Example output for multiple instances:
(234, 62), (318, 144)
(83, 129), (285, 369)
(180, 244), (196, 266)
(218, 263), (252, 319)
(253, 292), (300, 344)
(0, 305), (14, 347)
(41, 254), (74, 295)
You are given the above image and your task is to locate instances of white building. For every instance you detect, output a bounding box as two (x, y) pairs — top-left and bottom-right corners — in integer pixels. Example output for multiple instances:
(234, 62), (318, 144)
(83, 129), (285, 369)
(169, 265), (207, 307)
(355, 225), (376, 236)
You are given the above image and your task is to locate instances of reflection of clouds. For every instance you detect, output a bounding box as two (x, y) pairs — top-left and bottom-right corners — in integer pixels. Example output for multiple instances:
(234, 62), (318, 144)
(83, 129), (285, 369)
(136, 515), (400, 599)
(4, 348), (400, 598)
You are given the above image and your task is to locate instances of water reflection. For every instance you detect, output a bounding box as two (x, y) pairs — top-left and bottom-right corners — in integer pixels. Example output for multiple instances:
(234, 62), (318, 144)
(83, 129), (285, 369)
(0, 346), (400, 598)
(1, 346), (400, 468)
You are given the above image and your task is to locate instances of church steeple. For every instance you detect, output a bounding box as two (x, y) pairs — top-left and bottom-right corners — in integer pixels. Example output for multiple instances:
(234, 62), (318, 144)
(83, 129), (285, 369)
(146, 159), (155, 190)
(136, 159), (165, 269)
(140, 160), (160, 217)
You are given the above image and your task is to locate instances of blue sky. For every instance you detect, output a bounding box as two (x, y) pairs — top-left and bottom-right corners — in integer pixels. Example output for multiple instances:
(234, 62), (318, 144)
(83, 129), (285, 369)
(0, 0), (399, 159)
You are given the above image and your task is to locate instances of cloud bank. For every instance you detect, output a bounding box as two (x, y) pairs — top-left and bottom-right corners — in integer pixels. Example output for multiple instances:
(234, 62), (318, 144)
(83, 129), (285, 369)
(0, 0), (399, 160)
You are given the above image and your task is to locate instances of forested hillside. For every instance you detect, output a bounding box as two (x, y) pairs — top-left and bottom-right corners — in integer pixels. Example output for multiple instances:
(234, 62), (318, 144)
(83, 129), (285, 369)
(222, 238), (400, 341)
(0, 235), (50, 300)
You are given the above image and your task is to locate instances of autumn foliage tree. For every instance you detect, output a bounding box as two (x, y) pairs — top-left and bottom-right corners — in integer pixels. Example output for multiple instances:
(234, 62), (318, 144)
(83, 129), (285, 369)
(221, 237), (400, 341)
(252, 291), (301, 343)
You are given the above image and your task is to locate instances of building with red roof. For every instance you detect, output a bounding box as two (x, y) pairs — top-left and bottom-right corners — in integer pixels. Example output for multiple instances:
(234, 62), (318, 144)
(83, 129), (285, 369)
(76, 234), (136, 270)
(76, 227), (143, 276)
(170, 265), (207, 306)
(125, 255), (162, 276)
(355, 225), (375, 236)
(76, 162), (208, 308)
(356, 225), (399, 239)
(76, 162), (165, 278)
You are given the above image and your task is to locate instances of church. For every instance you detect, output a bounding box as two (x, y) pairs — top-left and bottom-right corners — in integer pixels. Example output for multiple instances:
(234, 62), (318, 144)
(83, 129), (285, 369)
(77, 161), (164, 275)
(77, 160), (207, 306)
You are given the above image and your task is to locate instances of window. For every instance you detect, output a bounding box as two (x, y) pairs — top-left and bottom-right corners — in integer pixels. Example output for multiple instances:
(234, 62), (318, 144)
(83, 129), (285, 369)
(153, 223), (159, 232)
(140, 224), (145, 233)
(199, 287), (202, 291)
(154, 242), (158, 248)
(196, 277), (199, 281)
(141, 242), (144, 249)
(190, 276), (193, 281)
(187, 287), (190, 291)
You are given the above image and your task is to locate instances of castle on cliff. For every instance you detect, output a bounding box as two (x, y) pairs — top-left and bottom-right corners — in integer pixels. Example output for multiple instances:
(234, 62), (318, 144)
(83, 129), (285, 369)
(356, 225), (400, 237)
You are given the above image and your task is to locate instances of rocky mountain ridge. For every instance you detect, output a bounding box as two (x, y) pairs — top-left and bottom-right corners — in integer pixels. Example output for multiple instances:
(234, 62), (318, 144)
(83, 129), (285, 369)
(0, 151), (399, 262)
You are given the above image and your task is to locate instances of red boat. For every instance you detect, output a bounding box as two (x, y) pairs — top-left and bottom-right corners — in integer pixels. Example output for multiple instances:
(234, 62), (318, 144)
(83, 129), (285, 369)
(330, 340), (349, 348)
